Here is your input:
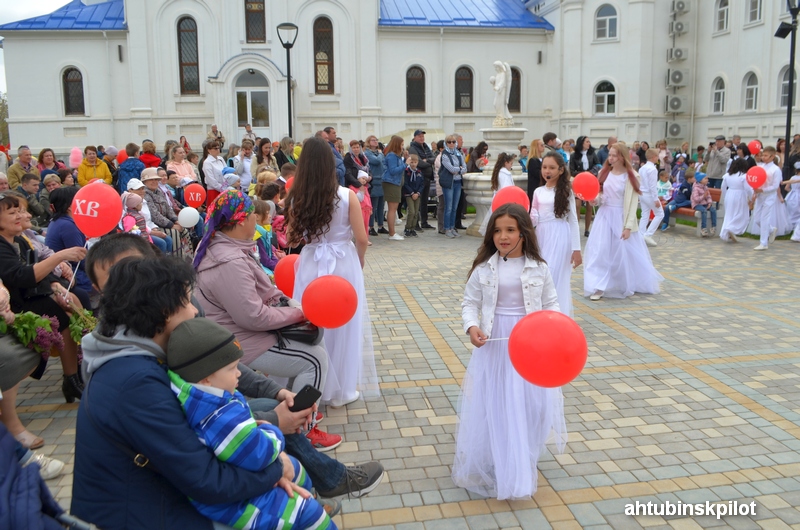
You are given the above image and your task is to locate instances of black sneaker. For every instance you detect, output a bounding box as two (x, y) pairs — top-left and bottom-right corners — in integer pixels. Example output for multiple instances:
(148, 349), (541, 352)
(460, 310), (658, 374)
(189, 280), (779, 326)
(316, 494), (342, 518)
(404, 229), (412, 237)
(317, 461), (385, 499)
(421, 223), (434, 229)
(377, 227), (389, 234)
(369, 227), (378, 236)
(411, 230), (418, 237)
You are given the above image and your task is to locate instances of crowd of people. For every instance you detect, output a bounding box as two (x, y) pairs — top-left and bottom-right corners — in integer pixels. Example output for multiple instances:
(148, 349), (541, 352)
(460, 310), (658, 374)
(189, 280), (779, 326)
(1, 123), (799, 527)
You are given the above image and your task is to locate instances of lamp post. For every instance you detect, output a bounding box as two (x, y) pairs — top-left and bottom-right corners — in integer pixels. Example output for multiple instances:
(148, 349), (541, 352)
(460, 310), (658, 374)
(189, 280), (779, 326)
(776, 0), (800, 181)
(277, 22), (299, 139)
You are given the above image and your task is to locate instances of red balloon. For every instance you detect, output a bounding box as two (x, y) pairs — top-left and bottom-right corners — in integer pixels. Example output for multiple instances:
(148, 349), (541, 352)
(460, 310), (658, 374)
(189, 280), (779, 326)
(285, 177), (295, 191)
(508, 310), (587, 388)
(492, 185), (530, 211)
(274, 254), (299, 298)
(748, 140), (762, 157)
(301, 275), (357, 329)
(184, 183), (207, 208)
(572, 172), (600, 202)
(746, 166), (767, 189)
(117, 151), (128, 164)
(71, 183), (123, 238)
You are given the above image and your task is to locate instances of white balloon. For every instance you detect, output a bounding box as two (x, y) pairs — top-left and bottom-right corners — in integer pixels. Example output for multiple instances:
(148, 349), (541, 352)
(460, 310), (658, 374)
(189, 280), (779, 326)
(177, 207), (200, 227)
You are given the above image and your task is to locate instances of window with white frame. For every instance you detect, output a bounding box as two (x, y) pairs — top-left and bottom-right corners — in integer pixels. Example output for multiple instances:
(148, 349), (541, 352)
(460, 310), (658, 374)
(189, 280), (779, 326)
(747, 0), (762, 23)
(743, 72), (759, 111)
(63, 68), (85, 115)
(780, 68), (797, 108)
(595, 5), (618, 40)
(712, 77), (725, 113)
(716, 0), (729, 32)
(594, 81), (616, 114)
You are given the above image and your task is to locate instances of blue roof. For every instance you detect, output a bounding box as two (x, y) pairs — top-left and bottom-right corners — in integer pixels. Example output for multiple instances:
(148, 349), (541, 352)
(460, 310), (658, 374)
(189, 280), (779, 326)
(379, 0), (554, 30)
(0, 0), (126, 31)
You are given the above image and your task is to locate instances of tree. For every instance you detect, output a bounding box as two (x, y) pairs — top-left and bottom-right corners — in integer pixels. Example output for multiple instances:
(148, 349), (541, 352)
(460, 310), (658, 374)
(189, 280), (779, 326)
(0, 92), (8, 147)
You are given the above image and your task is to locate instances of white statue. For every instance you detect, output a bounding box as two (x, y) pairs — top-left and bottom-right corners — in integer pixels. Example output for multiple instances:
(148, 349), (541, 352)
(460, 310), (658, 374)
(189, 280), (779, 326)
(489, 61), (513, 126)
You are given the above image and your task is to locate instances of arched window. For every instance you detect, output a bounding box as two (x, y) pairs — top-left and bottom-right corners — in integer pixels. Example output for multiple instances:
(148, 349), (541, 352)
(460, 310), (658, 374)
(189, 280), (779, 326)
(712, 77), (725, 113)
(780, 68), (796, 108)
(509, 67), (521, 113)
(245, 0), (266, 43)
(178, 17), (199, 95)
(455, 67), (473, 111)
(314, 17), (334, 94)
(595, 5), (618, 40)
(594, 81), (616, 115)
(747, 0), (762, 23)
(62, 68), (85, 115)
(406, 67), (425, 112)
(743, 72), (758, 111)
(716, 0), (729, 32)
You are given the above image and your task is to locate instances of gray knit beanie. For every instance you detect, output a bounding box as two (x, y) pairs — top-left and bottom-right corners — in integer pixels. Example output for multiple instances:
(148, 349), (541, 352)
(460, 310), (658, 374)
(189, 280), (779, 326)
(166, 318), (243, 383)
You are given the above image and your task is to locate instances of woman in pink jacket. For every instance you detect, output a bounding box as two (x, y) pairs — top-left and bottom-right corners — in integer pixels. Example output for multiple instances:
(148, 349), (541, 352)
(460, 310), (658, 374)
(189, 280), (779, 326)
(193, 191), (329, 406)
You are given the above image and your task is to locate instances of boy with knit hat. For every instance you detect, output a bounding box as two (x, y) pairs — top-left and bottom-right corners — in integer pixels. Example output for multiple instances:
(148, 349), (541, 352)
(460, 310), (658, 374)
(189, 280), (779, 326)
(166, 318), (337, 530)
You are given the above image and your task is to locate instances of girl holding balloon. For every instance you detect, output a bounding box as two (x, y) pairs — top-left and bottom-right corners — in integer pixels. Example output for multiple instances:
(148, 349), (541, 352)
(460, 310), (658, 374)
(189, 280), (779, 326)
(583, 144), (663, 301)
(286, 137), (379, 408)
(530, 152), (582, 316)
(454, 203), (566, 500)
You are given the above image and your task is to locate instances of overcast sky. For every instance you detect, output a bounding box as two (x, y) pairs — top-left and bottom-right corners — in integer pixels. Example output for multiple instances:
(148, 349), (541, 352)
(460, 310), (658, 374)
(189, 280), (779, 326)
(0, 0), (71, 93)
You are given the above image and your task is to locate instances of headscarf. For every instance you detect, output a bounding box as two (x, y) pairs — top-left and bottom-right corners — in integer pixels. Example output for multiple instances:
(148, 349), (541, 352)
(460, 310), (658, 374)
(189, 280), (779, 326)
(192, 190), (254, 268)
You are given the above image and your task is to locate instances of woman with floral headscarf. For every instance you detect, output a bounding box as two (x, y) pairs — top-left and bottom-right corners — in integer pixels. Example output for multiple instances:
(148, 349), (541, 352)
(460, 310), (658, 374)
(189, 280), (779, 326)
(193, 190), (330, 412)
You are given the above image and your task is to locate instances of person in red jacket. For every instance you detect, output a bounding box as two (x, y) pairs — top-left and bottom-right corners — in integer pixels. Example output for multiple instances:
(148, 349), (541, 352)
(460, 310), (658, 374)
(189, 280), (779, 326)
(139, 140), (162, 168)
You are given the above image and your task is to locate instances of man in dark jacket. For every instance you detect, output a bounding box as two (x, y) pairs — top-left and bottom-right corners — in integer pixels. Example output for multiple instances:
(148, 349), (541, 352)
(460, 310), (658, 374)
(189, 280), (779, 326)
(323, 126), (346, 186)
(407, 130), (436, 229)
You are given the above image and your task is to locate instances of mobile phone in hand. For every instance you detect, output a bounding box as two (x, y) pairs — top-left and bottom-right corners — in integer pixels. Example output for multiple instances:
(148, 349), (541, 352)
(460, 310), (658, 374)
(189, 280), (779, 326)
(289, 384), (322, 412)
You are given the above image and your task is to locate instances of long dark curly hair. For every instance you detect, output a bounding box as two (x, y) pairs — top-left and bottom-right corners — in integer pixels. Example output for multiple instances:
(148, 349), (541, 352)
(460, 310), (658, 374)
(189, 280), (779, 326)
(285, 136), (339, 246)
(490, 152), (515, 191)
(541, 152), (573, 219)
(468, 203), (543, 279)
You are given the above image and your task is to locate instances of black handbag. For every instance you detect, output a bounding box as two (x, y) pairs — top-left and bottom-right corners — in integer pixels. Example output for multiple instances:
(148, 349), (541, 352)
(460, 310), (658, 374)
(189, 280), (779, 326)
(274, 321), (322, 348)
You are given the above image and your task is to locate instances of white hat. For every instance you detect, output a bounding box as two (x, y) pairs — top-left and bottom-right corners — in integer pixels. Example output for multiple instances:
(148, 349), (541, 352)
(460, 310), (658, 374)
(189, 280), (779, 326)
(555, 137), (563, 148)
(357, 170), (369, 180)
(126, 178), (145, 190)
(179, 177), (195, 187)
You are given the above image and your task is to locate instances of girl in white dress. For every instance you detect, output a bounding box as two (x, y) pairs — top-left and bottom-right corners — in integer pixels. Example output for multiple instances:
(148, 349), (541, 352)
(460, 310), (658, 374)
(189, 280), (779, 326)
(719, 159), (753, 242)
(478, 152), (517, 235)
(783, 167), (800, 241)
(531, 153), (582, 316)
(583, 144), (663, 301)
(454, 203), (567, 500)
(287, 137), (380, 407)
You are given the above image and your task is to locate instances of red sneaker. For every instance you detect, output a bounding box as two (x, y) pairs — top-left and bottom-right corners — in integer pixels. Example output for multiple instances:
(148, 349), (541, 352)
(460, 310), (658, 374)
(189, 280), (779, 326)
(306, 426), (341, 452)
(315, 412), (324, 424)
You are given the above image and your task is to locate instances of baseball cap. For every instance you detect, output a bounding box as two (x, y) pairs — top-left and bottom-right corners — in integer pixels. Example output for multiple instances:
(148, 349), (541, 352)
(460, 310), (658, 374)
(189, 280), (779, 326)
(126, 178), (145, 190)
(413, 130), (426, 137)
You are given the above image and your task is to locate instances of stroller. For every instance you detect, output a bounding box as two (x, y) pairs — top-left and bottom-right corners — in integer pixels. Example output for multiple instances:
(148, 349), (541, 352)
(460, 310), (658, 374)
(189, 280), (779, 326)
(0, 423), (97, 529)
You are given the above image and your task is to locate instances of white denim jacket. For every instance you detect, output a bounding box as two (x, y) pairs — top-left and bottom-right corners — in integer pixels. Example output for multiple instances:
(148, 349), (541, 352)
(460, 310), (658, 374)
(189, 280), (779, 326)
(462, 252), (559, 338)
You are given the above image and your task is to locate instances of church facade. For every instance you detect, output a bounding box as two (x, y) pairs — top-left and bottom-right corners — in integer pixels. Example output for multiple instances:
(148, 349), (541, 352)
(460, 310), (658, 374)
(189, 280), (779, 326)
(0, 0), (796, 153)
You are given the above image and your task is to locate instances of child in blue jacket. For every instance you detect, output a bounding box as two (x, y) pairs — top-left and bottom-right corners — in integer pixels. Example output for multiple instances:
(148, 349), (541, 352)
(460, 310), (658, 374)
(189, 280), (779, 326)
(402, 154), (425, 237)
(166, 318), (336, 530)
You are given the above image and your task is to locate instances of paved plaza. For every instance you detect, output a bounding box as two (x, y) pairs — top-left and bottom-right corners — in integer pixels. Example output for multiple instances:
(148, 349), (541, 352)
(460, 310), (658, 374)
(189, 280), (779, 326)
(16, 221), (800, 529)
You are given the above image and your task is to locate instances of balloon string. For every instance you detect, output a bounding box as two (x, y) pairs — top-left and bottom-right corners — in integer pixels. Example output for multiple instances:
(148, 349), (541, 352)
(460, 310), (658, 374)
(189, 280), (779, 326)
(483, 337), (509, 342)
(66, 241), (89, 294)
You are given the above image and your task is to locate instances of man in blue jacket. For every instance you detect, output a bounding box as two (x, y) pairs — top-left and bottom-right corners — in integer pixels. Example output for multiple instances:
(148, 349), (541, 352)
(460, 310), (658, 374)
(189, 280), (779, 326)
(324, 126), (345, 186)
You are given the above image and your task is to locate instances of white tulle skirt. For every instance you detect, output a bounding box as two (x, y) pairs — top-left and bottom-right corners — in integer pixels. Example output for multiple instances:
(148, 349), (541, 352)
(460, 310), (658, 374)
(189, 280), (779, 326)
(536, 219), (574, 316)
(583, 205), (663, 298)
(719, 189), (751, 240)
(452, 312), (567, 500)
(748, 199), (792, 236)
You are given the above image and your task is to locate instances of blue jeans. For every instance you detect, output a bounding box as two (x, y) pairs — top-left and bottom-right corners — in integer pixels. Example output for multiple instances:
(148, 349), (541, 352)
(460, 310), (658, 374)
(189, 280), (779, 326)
(443, 179), (462, 230)
(369, 194), (385, 228)
(248, 398), (345, 492)
(695, 204), (717, 229)
(151, 235), (172, 253)
(708, 178), (722, 189)
(661, 199), (691, 227)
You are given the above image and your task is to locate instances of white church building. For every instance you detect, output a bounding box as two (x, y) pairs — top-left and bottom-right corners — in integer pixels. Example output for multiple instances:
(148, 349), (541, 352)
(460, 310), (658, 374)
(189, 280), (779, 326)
(0, 0), (796, 153)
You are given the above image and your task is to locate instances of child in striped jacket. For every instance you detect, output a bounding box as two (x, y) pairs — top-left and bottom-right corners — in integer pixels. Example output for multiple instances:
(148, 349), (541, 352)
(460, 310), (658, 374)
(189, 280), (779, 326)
(166, 318), (336, 530)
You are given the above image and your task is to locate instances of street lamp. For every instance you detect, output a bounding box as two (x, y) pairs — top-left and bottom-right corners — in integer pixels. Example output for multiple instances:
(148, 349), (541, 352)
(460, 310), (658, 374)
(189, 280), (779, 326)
(277, 22), (299, 139)
(776, 0), (800, 181)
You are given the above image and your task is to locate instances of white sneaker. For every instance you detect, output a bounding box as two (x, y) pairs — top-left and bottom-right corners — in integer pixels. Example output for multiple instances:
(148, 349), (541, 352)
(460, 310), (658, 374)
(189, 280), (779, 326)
(644, 236), (657, 247)
(769, 227), (778, 243)
(445, 230), (456, 239)
(590, 291), (603, 301)
(24, 453), (65, 480)
(452, 229), (462, 237)
(329, 391), (360, 408)
(388, 234), (405, 241)
(753, 245), (768, 251)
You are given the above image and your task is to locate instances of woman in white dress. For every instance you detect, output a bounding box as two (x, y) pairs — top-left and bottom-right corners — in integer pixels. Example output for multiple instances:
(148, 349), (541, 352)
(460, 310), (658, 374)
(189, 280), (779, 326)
(286, 137), (379, 407)
(531, 152), (582, 316)
(719, 158), (754, 242)
(583, 144), (663, 301)
(478, 152), (517, 235)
